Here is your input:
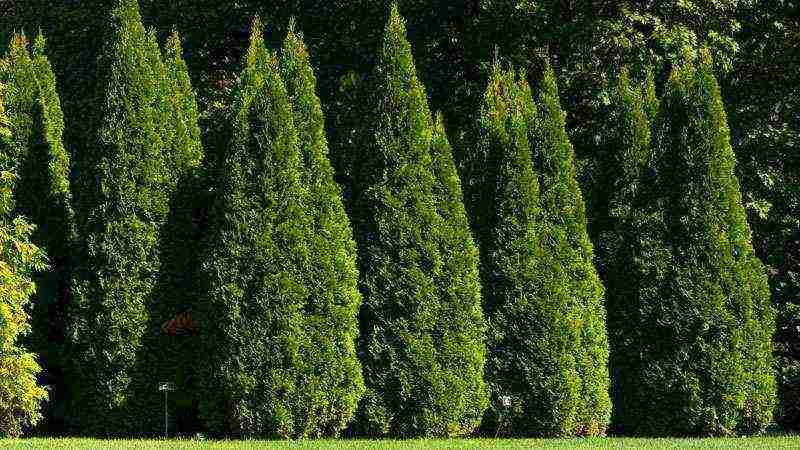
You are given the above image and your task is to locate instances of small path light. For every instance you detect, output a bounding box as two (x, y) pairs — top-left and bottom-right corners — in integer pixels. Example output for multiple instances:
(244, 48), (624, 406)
(497, 394), (512, 437)
(157, 382), (176, 438)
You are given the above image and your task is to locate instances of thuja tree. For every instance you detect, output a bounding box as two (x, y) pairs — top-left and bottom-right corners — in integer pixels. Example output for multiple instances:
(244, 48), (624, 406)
(352, 5), (488, 437)
(196, 18), (345, 438)
(474, 65), (581, 437)
(0, 62), (48, 439)
(278, 24), (364, 436)
(528, 64), (611, 435)
(0, 33), (73, 432)
(66, 0), (202, 434)
(614, 50), (776, 436)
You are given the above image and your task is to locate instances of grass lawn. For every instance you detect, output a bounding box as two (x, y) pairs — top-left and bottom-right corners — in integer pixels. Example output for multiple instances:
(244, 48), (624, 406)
(1, 437), (799, 449)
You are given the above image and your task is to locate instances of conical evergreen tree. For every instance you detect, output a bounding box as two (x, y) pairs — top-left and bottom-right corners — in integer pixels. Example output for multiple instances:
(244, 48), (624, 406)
(529, 64), (610, 435)
(278, 23), (364, 436)
(0, 33), (74, 433)
(196, 18), (336, 437)
(351, 4), (488, 437)
(128, 29), (206, 434)
(474, 65), (578, 437)
(0, 56), (49, 438)
(66, 0), (202, 434)
(613, 50), (776, 435)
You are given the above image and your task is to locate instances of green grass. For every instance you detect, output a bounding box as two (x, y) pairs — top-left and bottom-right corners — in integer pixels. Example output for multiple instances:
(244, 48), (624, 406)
(1, 438), (799, 450)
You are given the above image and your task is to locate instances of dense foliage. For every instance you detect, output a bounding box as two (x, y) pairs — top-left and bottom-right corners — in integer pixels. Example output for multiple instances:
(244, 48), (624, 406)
(471, 63), (609, 437)
(0, 0), (794, 439)
(350, 5), (488, 437)
(66, 0), (202, 434)
(197, 18), (366, 438)
(0, 33), (73, 433)
(607, 51), (776, 436)
(278, 24), (365, 436)
(594, 66), (653, 434)
(0, 47), (50, 438)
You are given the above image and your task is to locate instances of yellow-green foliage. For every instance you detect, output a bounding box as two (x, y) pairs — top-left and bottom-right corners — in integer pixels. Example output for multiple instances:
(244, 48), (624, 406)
(0, 78), (48, 438)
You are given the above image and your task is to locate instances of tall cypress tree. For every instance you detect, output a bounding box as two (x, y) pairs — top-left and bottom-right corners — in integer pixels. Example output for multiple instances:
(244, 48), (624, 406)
(529, 64), (611, 435)
(474, 65), (576, 437)
(352, 4), (488, 437)
(613, 50), (776, 436)
(128, 29), (206, 434)
(0, 33), (74, 433)
(278, 24), (364, 436)
(196, 18), (332, 437)
(66, 0), (201, 434)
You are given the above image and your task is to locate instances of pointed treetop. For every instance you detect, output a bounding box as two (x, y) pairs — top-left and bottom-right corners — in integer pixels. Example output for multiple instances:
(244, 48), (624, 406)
(33, 31), (46, 57)
(244, 16), (272, 78)
(482, 62), (516, 128)
(165, 30), (182, 58)
(8, 33), (29, 59)
(642, 65), (659, 122)
(282, 18), (311, 74)
(538, 62), (566, 125)
(378, 2), (416, 82)
(113, 0), (144, 25)
(612, 66), (651, 181)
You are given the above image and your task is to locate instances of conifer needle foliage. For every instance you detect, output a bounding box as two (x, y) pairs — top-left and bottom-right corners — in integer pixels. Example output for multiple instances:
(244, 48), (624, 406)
(473, 63), (609, 437)
(66, 0), (202, 434)
(0, 32), (73, 434)
(278, 22), (364, 437)
(197, 17), (365, 438)
(610, 50), (776, 436)
(351, 4), (488, 437)
(0, 47), (50, 439)
(530, 64), (611, 436)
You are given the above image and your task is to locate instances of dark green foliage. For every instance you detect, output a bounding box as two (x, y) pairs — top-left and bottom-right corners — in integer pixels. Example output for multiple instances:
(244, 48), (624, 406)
(473, 66), (569, 436)
(723, 1), (799, 430)
(66, 0), (202, 434)
(128, 29), (206, 435)
(278, 23), (364, 436)
(351, 5), (488, 437)
(597, 67), (654, 434)
(0, 33), (74, 433)
(474, 64), (609, 437)
(197, 18), (357, 438)
(611, 50), (776, 436)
